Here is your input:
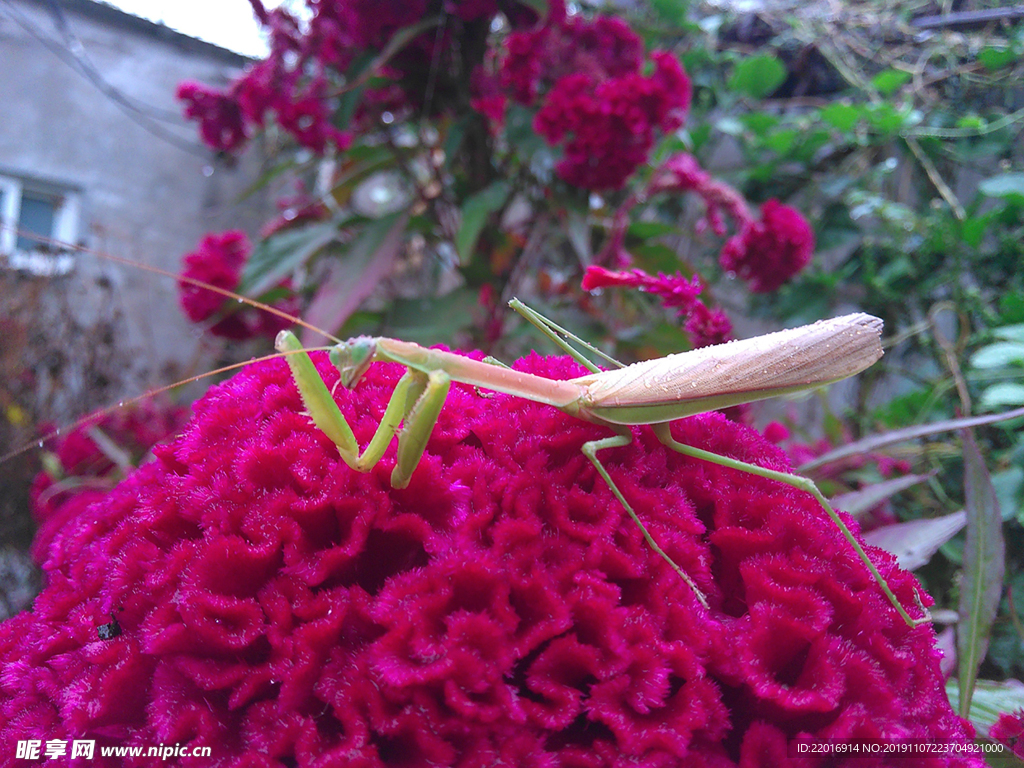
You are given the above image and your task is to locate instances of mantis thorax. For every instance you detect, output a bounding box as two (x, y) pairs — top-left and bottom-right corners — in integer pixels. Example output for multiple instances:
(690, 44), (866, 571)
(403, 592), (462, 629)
(329, 337), (377, 389)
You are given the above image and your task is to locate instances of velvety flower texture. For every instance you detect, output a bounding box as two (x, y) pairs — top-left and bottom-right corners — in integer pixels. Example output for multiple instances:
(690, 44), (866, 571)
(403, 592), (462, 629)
(719, 200), (815, 294)
(1, 352), (979, 766)
(990, 710), (1024, 758)
(179, 1), (542, 155)
(178, 231), (299, 340)
(495, 3), (691, 190)
(29, 399), (190, 568)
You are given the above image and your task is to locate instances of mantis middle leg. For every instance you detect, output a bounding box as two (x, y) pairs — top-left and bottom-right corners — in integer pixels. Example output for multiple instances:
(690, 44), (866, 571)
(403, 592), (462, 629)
(582, 430), (711, 610)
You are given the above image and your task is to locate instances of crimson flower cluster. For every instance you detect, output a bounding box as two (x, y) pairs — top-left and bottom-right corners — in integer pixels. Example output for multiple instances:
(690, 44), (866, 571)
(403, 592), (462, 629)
(990, 710), (1024, 758)
(582, 266), (733, 348)
(493, 6), (692, 189)
(178, 230), (299, 340)
(178, 0), (542, 154)
(0, 350), (980, 766)
(719, 199), (815, 294)
(29, 399), (189, 569)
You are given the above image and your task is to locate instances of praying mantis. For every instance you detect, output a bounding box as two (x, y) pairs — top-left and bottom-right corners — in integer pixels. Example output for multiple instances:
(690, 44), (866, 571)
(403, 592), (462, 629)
(275, 299), (930, 628)
(3, 233), (926, 627)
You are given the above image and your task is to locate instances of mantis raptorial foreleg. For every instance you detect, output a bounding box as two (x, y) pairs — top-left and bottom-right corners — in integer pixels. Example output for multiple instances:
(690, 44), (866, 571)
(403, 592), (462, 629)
(278, 331), (450, 488)
(274, 300), (931, 627)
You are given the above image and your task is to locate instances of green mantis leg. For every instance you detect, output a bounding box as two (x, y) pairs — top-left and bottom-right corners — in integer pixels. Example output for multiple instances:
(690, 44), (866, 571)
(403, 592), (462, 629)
(582, 430), (710, 610)
(277, 331), (451, 489)
(650, 423), (930, 627)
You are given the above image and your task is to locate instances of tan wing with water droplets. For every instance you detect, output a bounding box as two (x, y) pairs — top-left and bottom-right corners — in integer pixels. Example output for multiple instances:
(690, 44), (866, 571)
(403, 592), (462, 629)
(572, 313), (883, 425)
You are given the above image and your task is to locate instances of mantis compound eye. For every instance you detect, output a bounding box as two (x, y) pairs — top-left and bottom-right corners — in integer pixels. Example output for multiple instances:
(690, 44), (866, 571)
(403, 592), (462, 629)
(330, 337), (377, 389)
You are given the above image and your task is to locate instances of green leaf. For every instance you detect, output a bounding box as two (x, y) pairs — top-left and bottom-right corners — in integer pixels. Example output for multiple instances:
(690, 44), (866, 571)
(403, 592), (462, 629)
(980, 383), (1024, 411)
(456, 181), (511, 266)
(1000, 292), (1024, 323)
(299, 210), (409, 343)
(726, 55), (787, 99)
(764, 128), (799, 155)
(820, 103), (862, 132)
(864, 103), (907, 134)
(946, 678), (1024, 737)
(862, 510), (966, 571)
(740, 112), (778, 134)
(241, 221), (343, 298)
(631, 243), (682, 275)
(960, 215), (988, 248)
(994, 324), (1024, 343)
(970, 341), (1024, 369)
(384, 288), (479, 344)
(628, 221), (678, 239)
(830, 473), (933, 519)
(648, 0), (688, 25)
(957, 430), (1005, 718)
(979, 173), (1024, 204)
(871, 69), (911, 96)
(977, 46), (1018, 71)
(955, 114), (986, 131)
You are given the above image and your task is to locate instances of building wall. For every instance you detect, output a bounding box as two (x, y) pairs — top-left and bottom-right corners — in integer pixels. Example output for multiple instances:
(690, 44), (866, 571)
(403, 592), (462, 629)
(0, 0), (276, 551)
(0, 0), (274, 420)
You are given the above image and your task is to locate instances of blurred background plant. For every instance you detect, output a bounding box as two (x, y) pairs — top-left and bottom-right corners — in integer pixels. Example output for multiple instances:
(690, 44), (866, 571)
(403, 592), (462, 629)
(14, 0), (1024, 753)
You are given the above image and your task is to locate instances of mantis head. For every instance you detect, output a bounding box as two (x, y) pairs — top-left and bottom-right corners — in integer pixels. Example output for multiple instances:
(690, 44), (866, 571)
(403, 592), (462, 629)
(329, 336), (377, 389)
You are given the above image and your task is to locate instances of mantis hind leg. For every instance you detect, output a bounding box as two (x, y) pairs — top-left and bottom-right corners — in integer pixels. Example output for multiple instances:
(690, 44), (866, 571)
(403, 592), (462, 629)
(582, 430), (710, 610)
(650, 423), (930, 628)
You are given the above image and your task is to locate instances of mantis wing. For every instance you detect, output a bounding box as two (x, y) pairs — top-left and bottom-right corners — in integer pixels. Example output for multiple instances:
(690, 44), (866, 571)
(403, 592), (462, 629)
(572, 313), (883, 425)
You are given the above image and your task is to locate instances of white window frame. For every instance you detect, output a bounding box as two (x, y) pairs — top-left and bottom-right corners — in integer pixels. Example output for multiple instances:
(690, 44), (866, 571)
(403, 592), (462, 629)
(0, 174), (81, 276)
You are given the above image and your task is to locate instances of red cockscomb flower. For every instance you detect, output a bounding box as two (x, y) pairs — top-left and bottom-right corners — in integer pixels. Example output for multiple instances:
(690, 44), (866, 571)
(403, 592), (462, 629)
(719, 200), (815, 293)
(0, 350), (978, 766)
(990, 709), (1024, 758)
(178, 231), (300, 341)
(582, 266), (734, 348)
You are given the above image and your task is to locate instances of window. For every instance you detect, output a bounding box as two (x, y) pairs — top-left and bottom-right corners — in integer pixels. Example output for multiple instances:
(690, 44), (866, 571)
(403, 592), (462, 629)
(0, 174), (80, 276)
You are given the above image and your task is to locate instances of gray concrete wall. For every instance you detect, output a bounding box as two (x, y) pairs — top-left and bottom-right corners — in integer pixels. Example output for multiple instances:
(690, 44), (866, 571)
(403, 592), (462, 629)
(0, 0), (275, 426)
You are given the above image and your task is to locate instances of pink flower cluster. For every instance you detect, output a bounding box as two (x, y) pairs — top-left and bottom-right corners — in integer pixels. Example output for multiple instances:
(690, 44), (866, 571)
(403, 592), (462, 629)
(179, 1), (544, 155)
(582, 266), (733, 348)
(178, 230), (299, 340)
(29, 399), (189, 568)
(494, 7), (692, 189)
(0, 350), (980, 766)
(990, 710), (1024, 758)
(720, 199), (815, 293)
(648, 153), (816, 293)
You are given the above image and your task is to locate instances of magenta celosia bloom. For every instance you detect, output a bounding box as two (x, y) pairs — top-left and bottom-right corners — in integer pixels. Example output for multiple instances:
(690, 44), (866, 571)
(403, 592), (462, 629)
(719, 199), (815, 293)
(177, 81), (248, 153)
(494, 2), (691, 190)
(582, 266), (733, 348)
(0, 350), (981, 766)
(990, 710), (1024, 757)
(29, 400), (190, 569)
(532, 52), (691, 190)
(181, 1), (544, 155)
(178, 230), (299, 341)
